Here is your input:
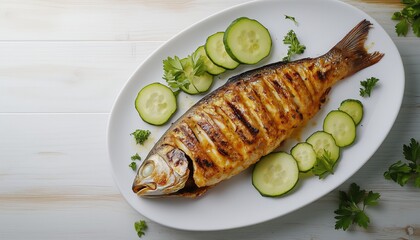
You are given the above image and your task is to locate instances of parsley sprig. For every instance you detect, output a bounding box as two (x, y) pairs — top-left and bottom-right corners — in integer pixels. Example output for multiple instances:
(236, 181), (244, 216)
(131, 153), (142, 161)
(359, 77), (379, 97)
(129, 162), (137, 171)
(334, 183), (380, 231)
(129, 153), (142, 171)
(285, 15), (298, 26)
(163, 56), (190, 90)
(134, 220), (148, 238)
(131, 129), (151, 145)
(384, 138), (420, 187)
(312, 151), (336, 179)
(163, 52), (206, 91)
(282, 30), (306, 62)
(392, 0), (420, 37)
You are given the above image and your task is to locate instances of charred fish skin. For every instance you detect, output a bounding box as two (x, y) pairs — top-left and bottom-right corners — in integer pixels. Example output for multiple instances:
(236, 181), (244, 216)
(133, 20), (384, 197)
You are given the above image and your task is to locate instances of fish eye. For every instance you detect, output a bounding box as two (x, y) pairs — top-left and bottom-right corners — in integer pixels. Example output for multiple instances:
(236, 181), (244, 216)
(141, 162), (155, 177)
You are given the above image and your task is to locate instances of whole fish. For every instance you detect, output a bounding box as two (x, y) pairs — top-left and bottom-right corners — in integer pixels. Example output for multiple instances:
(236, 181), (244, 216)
(133, 20), (383, 197)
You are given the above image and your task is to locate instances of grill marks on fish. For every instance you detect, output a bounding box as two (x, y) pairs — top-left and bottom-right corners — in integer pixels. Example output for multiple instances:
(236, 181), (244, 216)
(211, 105), (249, 158)
(287, 61), (328, 117)
(250, 79), (285, 128)
(195, 112), (230, 157)
(283, 68), (311, 110)
(203, 106), (247, 159)
(175, 64), (323, 183)
(294, 64), (318, 102)
(239, 86), (276, 143)
(226, 100), (259, 139)
(220, 95), (258, 145)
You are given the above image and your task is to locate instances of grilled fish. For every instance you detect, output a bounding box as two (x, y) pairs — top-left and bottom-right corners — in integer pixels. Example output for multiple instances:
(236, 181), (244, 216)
(132, 20), (384, 197)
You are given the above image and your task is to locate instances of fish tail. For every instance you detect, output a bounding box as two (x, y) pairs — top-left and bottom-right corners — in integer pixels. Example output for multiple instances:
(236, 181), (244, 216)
(333, 19), (384, 75)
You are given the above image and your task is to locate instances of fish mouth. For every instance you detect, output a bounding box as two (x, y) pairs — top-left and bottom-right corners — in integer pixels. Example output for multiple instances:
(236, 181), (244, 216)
(132, 182), (157, 195)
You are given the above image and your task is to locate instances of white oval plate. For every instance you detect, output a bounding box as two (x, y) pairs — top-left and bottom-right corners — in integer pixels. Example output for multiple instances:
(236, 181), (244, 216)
(107, 0), (404, 231)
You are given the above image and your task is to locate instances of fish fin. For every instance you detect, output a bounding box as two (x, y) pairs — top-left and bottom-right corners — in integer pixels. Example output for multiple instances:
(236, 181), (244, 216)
(333, 19), (384, 75)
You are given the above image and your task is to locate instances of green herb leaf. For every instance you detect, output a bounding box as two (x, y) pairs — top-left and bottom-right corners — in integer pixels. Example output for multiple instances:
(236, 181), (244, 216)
(354, 211), (370, 229)
(334, 183), (380, 231)
(282, 30), (306, 62)
(334, 211), (353, 230)
(312, 151), (335, 179)
(392, 0), (420, 37)
(348, 182), (365, 204)
(131, 129), (151, 145)
(134, 220), (148, 238)
(396, 19), (410, 36)
(384, 138), (420, 187)
(403, 138), (420, 162)
(364, 191), (381, 207)
(338, 190), (350, 206)
(392, 11), (403, 20)
(384, 160), (412, 186)
(415, 174), (420, 187)
(131, 153), (141, 161)
(359, 77), (379, 97)
(412, 17), (420, 37)
(129, 162), (137, 171)
(191, 51), (207, 76)
(285, 15), (298, 25)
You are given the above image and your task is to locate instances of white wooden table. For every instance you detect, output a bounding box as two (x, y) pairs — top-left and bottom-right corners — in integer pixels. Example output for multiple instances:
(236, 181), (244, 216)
(1, 0), (419, 239)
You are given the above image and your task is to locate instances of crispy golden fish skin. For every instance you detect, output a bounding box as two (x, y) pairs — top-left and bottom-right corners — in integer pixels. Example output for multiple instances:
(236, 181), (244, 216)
(133, 19), (384, 197)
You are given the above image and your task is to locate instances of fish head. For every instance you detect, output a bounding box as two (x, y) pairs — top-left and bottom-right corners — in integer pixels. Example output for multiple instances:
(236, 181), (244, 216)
(132, 145), (190, 196)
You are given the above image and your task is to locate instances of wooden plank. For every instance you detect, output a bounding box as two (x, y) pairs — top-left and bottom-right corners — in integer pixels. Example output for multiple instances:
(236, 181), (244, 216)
(0, 0), (246, 41)
(0, 41), (162, 113)
(0, 114), (134, 239)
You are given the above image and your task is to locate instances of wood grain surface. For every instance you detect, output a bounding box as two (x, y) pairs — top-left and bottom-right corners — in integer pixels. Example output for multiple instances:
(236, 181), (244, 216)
(1, 0), (419, 239)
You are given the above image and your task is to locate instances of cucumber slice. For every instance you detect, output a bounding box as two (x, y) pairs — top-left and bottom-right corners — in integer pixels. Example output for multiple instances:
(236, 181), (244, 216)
(323, 110), (356, 147)
(338, 99), (363, 125)
(180, 57), (214, 94)
(192, 73), (213, 93)
(194, 46), (226, 75)
(252, 152), (299, 197)
(180, 83), (199, 95)
(205, 32), (240, 70)
(291, 142), (317, 172)
(224, 17), (272, 64)
(306, 131), (340, 162)
(135, 82), (177, 126)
